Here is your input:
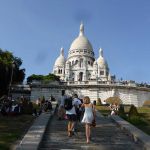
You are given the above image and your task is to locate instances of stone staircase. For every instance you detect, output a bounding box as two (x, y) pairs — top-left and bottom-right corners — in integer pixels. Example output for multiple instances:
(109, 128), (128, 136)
(38, 112), (144, 150)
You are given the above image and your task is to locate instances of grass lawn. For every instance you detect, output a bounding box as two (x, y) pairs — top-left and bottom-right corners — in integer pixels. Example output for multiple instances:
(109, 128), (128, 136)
(96, 105), (110, 116)
(0, 114), (35, 150)
(96, 105), (150, 136)
(136, 107), (150, 135)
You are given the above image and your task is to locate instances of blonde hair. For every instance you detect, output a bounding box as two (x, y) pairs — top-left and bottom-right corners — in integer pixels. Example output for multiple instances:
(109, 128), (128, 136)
(83, 96), (91, 104)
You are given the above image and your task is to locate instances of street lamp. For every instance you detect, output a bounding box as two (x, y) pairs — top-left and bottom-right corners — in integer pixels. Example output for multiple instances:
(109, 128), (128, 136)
(8, 61), (15, 96)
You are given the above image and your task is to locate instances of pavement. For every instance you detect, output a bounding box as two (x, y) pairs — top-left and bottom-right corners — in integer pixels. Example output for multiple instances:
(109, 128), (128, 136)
(38, 110), (145, 150)
(15, 102), (57, 150)
(111, 115), (150, 150)
(15, 104), (150, 150)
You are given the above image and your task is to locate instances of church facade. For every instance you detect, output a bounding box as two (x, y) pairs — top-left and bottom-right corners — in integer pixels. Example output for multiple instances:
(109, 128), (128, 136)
(53, 23), (111, 83)
(27, 23), (150, 107)
(10, 24), (150, 107)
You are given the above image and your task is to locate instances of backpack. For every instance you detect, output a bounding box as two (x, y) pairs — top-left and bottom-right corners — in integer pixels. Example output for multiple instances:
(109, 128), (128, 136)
(64, 97), (73, 110)
(74, 99), (82, 115)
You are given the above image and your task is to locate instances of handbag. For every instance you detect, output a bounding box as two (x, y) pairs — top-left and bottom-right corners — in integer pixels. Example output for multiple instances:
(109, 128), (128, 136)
(64, 114), (68, 120)
(91, 119), (96, 127)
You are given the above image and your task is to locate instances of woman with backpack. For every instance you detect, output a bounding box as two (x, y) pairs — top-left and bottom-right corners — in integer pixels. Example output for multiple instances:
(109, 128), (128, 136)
(64, 97), (77, 137)
(81, 96), (96, 143)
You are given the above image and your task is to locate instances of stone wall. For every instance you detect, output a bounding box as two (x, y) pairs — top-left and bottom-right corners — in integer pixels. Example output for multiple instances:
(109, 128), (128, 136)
(11, 82), (150, 107)
(30, 83), (150, 107)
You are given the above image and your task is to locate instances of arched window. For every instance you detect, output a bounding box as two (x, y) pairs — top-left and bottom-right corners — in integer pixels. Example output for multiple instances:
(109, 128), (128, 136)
(58, 69), (60, 74)
(72, 72), (75, 81)
(79, 72), (83, 81)
(80, 59), (83, 68)
(88, 73), (91, 80)
(72, 60), (74, 65)
(100, 71), (104, 75)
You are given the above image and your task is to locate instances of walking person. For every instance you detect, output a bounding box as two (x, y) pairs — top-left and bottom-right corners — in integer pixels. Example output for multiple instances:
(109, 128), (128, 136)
(73, 94), (82, 119)
(65, 97), (77, 137)
(72, 94), (82, 132)
(109, 103), (117, 116)
(57, 91), (66, 120)
(81, 96), (96, 143)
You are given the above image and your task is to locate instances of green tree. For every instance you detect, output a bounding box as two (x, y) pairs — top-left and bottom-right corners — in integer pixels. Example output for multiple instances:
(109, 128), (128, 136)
(118, 104), (126, 119)
(0, 49), (25, 96)
(128, 105), (139, 118)
(27, 73), (60, 83)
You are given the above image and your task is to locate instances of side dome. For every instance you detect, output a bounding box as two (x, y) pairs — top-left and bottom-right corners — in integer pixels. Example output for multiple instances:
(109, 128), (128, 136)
(54, 48), (65, 66)
(97, 56), (106, 67)
(97, 48), (107, 68)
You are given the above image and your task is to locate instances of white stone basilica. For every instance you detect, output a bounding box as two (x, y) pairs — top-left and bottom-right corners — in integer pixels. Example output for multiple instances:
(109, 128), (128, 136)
(53, 23), (111, 83)
(20, 23), (150, 107)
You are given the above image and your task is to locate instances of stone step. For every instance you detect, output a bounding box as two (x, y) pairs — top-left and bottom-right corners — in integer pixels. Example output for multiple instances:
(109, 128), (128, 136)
(38, 112), (144, 150)
(39, 144), (143, 150)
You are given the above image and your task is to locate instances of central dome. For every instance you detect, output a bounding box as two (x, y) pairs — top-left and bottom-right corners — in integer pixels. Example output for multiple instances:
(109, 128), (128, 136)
(68, 23), (94, 59)
(70, 35), (93, 50)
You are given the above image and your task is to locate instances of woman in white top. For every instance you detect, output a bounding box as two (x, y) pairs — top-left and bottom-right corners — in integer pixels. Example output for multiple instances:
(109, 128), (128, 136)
(65, 97), (77, 137)
(81, 96), (96, 143)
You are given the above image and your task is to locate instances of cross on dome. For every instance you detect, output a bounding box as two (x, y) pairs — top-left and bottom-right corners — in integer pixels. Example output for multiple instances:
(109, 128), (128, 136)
(60, 47), (64, 56)
(99, 48), (103, 57)
(79, 22), (84, 36)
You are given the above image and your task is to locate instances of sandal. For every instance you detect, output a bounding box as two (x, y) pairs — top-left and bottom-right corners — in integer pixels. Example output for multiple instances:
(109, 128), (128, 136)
(68, 131), (72, 137)
(86, 140), (90, 144)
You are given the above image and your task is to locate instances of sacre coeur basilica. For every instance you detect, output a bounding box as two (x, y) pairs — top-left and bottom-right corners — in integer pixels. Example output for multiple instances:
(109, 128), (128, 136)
(53, 23), (110, 83)
(13, 23), (150, 107)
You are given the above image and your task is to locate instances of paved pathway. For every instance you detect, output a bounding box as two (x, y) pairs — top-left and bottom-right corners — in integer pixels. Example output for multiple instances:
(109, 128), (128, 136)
(38, 111), (144, 150)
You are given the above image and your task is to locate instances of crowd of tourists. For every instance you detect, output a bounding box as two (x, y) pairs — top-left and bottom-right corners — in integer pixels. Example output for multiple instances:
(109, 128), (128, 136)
(0, 95), (53, 116)
(35, 97), (53, 116)
(0, 95), (24, 116)
(57, 92), (122, 143)
(0, 93), (120, 143)
(57, 92), (96, 144)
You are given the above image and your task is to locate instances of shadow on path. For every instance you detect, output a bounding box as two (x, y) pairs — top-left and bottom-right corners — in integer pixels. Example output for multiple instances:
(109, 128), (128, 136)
(38, 111), (144, 150)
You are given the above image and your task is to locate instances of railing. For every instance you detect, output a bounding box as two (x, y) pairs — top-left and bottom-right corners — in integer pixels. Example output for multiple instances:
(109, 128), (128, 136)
(65, 80), (137, 87)
(11, 81), (150, 89)
(10, 84), (31, 91)
(31, 80), (60, 85)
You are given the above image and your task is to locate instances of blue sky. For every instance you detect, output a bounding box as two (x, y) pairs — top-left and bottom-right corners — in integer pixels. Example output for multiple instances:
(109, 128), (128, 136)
(0, 0), (150, 83)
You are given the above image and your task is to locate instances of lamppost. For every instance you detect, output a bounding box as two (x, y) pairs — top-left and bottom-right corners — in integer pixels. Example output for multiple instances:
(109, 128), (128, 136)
(8, 61), (15, 96)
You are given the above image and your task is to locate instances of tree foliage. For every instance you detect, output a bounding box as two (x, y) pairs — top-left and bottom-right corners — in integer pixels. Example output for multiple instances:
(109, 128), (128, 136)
(96, 98), (102, 106)
(118, 104), (126, 119)
(106, 97), (122, 105)
(128, 104), (139, 118)
(143, 100), (150, 107)
(27, 73), (60, 83)
(0, 49), (25, 96)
